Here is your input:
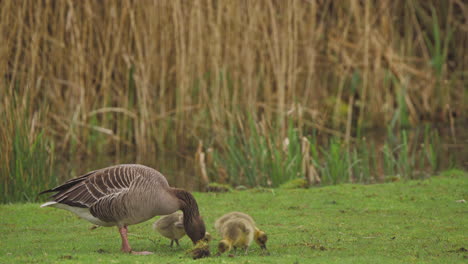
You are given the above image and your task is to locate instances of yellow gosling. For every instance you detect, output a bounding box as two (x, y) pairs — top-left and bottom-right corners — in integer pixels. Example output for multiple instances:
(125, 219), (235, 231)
(187, 240), (210, 259)
(215, 212), (268, 253)
(216, 217), (254, 255)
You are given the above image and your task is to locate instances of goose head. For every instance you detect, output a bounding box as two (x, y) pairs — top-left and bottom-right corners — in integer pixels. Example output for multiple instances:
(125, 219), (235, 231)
(172, 188), (207, 244)
(184, 215), (206, 244)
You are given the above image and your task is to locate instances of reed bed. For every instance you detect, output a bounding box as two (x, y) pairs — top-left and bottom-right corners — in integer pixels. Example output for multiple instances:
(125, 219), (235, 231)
(208, 121), (448, 188)
(0, 1), (466, 202)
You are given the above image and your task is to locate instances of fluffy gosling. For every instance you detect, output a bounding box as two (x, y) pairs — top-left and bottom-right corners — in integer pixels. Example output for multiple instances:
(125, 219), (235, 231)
(215, 212), (268, 253)
(153, 212), (185, 247)
(216, 217), (255, 255)
(187, 240), (211, 259)
(154, 212), (212, 247)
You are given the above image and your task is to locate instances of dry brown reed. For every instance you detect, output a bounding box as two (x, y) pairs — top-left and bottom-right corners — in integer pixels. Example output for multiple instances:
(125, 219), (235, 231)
(0, 0), (466, 181)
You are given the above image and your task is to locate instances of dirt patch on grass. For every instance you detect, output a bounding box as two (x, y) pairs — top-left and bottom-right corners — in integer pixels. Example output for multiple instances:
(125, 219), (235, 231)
(448, 247), (467, 253)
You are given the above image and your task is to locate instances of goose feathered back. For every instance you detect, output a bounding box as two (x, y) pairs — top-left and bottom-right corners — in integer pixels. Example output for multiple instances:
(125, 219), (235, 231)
(41, 164), (178, 226)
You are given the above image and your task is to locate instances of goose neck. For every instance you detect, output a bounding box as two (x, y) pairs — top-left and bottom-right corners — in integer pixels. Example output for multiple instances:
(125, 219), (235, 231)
(171, 188), (200, 221)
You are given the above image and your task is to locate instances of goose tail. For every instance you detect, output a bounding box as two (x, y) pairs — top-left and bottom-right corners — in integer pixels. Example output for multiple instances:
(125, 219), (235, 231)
(40, 201), (58, 208)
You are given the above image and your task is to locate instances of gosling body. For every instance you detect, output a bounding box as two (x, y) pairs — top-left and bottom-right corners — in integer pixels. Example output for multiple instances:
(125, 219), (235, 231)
(216, 217), (255, 254)
(153, 212), (185, 247)
(215, 211), (268, 252)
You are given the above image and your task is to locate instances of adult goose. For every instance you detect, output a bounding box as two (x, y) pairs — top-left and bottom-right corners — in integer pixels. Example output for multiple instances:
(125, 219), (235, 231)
(40, 164), (206, 255)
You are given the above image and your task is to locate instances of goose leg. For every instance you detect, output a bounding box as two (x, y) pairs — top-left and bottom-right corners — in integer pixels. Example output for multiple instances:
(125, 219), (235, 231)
(170, 240), (174, 247)
(118, 226), (153, 255)
(119, 226), (132, 253)
(175, 239), (180, 247)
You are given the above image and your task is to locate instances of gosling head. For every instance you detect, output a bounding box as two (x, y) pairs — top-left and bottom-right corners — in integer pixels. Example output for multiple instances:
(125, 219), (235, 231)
(189, 240), (211, 259)
(202, 232), (212, 242)
(255, 230), (268, 250)
(185, 215), (206, 244)
(218, 239), (232, 254)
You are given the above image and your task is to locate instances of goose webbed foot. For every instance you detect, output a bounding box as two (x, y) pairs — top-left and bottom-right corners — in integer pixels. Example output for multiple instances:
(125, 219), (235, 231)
(131, 250), (153, 255)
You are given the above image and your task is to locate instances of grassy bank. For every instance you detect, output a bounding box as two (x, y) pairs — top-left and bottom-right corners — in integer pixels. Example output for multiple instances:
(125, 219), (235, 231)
(1, 170), (466, 263)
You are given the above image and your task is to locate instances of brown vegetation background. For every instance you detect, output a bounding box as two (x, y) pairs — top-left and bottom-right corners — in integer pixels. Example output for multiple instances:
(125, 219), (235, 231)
(1, 0), (466, 172)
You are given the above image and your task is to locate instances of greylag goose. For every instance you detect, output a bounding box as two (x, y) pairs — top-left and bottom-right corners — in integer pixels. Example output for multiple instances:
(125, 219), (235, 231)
(215, 212), (268, 253)
(39, 164), (206, 255)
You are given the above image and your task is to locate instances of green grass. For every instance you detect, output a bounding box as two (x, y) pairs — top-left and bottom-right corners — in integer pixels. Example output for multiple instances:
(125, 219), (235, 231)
(1, 170), (467, 263)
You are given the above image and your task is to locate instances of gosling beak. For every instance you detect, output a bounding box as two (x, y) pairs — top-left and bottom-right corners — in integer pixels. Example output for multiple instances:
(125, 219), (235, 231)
(261, 245), (270, 256)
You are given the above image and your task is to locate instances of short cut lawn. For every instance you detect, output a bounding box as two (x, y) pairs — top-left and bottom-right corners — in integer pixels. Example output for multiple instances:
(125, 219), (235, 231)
(1, 170), (467, 264)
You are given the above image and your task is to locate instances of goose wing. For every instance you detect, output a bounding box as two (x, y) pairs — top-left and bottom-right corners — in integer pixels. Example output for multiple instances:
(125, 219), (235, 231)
(41, 165), (139, 208)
